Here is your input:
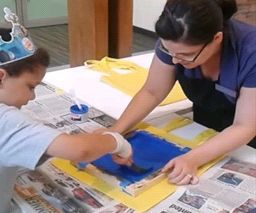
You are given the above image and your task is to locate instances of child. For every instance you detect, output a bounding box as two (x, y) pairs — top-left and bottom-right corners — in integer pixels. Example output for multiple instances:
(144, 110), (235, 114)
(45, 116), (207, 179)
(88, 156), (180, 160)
(0, 8), (132, 212)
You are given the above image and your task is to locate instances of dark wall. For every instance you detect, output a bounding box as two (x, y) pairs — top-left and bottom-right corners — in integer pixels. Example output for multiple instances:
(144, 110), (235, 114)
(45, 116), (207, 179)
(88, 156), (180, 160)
(235, 0), (256, 25)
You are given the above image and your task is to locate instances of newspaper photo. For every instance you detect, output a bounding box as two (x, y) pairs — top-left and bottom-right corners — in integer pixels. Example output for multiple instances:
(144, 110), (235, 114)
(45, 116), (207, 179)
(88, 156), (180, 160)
(13, 169), (85, 213)
(13, 164), (134, 213)
(148, 157), (256, 213)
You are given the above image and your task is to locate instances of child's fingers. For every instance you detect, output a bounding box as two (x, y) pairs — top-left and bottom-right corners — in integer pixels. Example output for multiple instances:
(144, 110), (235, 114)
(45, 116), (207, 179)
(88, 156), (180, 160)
(112, 154), (133, 166)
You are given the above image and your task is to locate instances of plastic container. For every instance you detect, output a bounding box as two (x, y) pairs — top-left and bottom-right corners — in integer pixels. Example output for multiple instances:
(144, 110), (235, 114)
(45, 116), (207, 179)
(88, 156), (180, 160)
(70, 104), (89, 123)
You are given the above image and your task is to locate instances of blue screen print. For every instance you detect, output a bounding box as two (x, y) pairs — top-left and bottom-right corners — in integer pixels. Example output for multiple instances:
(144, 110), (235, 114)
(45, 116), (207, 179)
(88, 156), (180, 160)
(91, 131), (191, 185)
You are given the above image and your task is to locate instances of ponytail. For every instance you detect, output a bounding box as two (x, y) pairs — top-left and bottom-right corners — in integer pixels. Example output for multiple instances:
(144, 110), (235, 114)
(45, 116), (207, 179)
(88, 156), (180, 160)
(215, 0), (237, 21)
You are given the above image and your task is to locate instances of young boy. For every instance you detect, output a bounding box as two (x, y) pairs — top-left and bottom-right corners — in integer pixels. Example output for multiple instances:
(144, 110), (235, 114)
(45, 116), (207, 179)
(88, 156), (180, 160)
(0, 8), (132, 212)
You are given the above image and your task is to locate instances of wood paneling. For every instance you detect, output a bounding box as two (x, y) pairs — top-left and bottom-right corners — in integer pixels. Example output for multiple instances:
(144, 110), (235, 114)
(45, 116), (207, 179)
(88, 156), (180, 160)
(29, 25), (157, 67)
(68, 0), (108, 67)
(108, 0), (133, 58)
(68, 0), (133, 67)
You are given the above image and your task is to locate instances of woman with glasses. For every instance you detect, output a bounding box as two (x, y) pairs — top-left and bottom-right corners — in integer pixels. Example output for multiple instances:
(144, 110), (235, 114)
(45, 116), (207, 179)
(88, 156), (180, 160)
(105, 0), (256, 185)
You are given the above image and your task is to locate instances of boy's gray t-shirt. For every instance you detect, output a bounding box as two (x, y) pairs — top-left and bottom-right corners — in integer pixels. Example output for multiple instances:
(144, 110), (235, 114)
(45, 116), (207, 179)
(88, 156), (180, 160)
(0, 104), (62, 213)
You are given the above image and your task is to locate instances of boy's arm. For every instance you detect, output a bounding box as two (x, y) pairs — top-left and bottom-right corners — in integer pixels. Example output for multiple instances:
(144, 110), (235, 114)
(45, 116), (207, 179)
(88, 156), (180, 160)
(0, 106), (131, 169)
(46, 132), (132, 163)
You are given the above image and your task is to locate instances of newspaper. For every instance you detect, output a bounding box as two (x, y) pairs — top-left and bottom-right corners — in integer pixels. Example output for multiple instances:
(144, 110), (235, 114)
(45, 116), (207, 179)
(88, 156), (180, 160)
(148, 157), (256, 213)
(13, 162), (134, 213)
(13, 82), (134, 213)
(21, 82), (115, 134)
(38, 162), (134, 213)
(13, 168), (85, 213)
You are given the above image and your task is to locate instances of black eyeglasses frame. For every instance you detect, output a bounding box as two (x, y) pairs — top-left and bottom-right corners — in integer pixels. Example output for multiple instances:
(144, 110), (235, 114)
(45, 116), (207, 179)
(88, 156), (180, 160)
(159, 42), (209, 63)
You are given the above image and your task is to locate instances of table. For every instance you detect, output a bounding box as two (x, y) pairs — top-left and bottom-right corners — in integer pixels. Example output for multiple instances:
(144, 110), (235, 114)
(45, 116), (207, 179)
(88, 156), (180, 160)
(14, 53), (256, 213)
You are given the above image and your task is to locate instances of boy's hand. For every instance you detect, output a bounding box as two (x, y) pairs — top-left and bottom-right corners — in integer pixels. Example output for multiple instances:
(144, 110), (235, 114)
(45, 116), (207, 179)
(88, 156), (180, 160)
(161, 154), (199, 185)
(93, 126), (119, 134)
(93, 127), (107, 134)
(112, 154), (133, 166)
(103, 131), (132, 163)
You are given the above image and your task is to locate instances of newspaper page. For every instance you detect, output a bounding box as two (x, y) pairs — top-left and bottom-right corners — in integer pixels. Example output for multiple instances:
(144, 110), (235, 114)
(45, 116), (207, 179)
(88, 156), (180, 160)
(21, 82), (115, 134)
(39, 161), (135, 213)
(13, 168), (85, 213)
(13, 82), (134, 213)
(13, 162), (134, 213)
(148, 157), (256, 213)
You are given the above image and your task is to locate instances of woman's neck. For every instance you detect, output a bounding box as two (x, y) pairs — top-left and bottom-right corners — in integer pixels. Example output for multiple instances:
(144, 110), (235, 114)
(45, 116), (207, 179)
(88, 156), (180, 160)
(201, 44), (222, 81)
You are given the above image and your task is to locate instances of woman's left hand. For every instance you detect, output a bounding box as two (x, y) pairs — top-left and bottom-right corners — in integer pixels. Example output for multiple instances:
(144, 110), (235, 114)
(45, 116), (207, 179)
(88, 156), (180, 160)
(161, 154), (199, 185)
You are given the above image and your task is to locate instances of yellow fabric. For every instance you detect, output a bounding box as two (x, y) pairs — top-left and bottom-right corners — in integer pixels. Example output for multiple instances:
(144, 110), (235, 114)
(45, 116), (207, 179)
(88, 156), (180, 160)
(85, 57), (187, 106)
(52, 158), (178, 213)
(162, 117), (193, 132)
(51, 118), (219, 212)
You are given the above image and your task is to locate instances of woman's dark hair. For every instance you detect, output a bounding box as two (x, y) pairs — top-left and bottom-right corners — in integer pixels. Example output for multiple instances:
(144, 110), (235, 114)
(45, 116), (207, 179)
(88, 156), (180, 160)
(0, 28), (50, 76)
(155, 0), (237, 45)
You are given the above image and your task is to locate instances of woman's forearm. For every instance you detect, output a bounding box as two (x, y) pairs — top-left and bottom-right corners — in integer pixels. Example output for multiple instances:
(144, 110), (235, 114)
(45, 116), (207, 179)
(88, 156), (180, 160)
(185, 124), (255, 167)
(111, 88), (165, 133)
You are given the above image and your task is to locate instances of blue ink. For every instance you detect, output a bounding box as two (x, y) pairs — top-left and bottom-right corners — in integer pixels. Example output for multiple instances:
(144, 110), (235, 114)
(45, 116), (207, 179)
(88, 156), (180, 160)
(124, 162), (152, 174)
(91, 131), (190, 184)
(75, 162), (88, 170)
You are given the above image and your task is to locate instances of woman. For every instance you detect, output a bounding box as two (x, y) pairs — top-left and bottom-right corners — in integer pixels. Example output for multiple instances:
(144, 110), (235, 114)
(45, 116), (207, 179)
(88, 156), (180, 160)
(106, 0), (256, 185)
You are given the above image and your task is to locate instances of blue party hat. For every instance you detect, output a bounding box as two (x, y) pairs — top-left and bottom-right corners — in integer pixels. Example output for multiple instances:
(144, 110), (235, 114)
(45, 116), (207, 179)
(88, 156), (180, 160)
(0, 7), (36, 65)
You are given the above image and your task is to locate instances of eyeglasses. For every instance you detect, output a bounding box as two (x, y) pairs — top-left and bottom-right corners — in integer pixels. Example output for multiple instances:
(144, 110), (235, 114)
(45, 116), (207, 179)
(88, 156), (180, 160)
(159, 42), (208, 63)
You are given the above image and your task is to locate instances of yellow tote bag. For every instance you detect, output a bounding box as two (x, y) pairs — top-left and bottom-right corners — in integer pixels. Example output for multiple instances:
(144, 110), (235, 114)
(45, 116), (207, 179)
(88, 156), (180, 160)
(85, 57), (186, 106)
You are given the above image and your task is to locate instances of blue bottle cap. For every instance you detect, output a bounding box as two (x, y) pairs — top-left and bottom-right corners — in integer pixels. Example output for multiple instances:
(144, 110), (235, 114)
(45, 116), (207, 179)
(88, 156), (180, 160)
(70, 104), (88, 114)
